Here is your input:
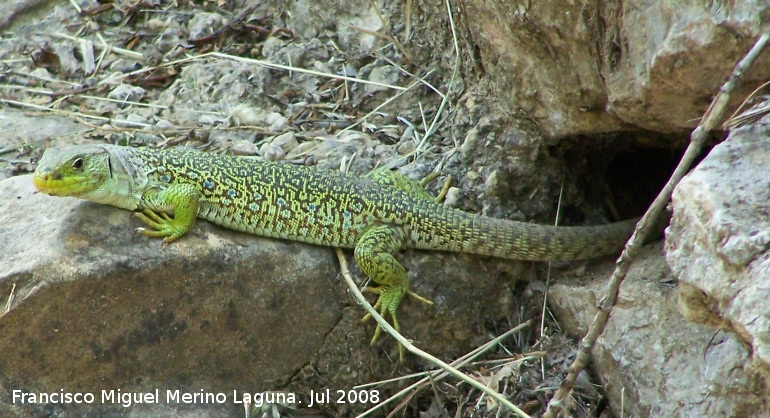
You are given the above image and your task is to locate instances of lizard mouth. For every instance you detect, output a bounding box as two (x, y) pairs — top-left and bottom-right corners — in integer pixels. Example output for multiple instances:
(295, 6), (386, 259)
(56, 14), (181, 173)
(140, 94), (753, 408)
(33, 172), (98, 196)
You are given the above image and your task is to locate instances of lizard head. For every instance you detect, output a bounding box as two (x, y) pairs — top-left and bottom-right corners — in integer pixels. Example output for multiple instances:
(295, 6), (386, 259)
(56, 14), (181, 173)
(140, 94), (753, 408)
(33, 144), (144, 210)
(33, 145), (112, 198)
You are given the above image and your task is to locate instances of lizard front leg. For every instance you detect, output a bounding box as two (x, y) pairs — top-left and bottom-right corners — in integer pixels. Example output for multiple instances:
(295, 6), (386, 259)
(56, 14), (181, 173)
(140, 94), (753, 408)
(135, 183), (201, 243)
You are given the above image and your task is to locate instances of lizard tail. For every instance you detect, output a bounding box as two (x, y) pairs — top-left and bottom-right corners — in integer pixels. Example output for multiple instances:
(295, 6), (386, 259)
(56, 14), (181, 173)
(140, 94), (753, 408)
(468, 216), (638, 261)
(416, 210), (640, 261)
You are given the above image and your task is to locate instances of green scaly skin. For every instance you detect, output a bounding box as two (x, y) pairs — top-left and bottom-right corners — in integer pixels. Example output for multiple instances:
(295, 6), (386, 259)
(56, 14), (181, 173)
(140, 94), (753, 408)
(33, 144), (638, 360)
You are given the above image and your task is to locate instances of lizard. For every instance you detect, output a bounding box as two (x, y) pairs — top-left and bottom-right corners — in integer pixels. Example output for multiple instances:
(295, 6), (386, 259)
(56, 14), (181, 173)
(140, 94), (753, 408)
(32, 144), (639, 360)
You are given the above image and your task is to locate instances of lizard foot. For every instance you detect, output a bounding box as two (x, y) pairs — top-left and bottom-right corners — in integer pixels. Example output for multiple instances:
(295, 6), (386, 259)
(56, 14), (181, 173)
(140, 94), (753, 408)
(361, 285), (433, 362)
(134, 209), (185, 243)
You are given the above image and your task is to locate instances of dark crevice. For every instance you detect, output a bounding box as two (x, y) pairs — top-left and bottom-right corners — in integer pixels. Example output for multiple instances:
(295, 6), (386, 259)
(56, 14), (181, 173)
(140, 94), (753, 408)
(551, 131), (705, 223)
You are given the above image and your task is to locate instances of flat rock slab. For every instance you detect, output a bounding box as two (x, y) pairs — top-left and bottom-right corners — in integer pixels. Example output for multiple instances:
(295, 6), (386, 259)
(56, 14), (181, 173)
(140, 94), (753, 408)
(0, 174), (342, 415)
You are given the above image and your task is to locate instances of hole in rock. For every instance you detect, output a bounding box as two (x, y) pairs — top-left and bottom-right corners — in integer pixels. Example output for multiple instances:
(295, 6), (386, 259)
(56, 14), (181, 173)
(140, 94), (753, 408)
(552, 131), (698, 223)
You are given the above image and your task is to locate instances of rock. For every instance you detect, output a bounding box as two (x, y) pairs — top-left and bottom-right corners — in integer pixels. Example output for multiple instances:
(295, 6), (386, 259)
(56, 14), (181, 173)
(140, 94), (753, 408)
(230, 107), (288, 132)
(0, 175), (341, 416)
(107, 83), (146, 104)
(287, 1), (384, 51)
(261, 112), (290, 132)
(29, 66), (52, 81)
(152, 119), (175, 130)
(365, 66), (399, 93)
(229, 139), (259, 156)
(261, 38), (329, 68)
(667, 117), (770, 387)
(187, 12), (228, 40)
(606, 2), (768, 133)
(7, 0), (765, 413)
(116, 113), (148, 128)
(260, 132), (299, 161)
(228, 105), (262, 127)
(271, 131), (299, 153)
(259, 142), (285, 161)
(549, 243), (766, 417)
(462, 1), (770, 137)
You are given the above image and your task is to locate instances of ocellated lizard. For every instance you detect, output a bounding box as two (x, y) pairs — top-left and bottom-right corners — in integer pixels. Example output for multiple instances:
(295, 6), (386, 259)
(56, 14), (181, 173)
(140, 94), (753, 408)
(33, 144), (637, 359)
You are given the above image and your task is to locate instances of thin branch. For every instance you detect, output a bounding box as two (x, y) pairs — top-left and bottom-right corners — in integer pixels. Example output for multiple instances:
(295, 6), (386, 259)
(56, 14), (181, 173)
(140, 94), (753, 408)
(2, 283), (15, 317)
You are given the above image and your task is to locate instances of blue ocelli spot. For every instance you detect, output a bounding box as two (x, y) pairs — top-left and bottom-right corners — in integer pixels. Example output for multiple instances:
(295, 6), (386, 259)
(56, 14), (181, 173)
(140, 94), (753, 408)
(254, 192), (262, 200)
(308, 203), (317, 211)
(343, 211), (351, 218)
(204, 180), (215, 189)
(188, 172), (198, 179)
(160, 175), (170, 183)
(277, 198), (286, 206)
(250, 203), (259, 211)
(228, 189), (237, 197)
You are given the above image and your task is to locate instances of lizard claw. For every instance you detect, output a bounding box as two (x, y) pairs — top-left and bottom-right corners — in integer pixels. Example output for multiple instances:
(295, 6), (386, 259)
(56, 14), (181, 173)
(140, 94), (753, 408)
(134, 209), (185, 242)
(362, 285), (433, 362)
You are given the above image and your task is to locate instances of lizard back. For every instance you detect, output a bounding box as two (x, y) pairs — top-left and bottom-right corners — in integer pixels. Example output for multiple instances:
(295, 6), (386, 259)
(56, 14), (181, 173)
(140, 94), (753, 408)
(117, 146), (634, 261)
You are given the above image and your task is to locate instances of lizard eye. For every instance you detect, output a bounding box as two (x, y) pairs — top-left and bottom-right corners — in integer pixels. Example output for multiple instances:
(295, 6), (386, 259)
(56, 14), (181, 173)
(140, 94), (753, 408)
(72, 157), (84, 169)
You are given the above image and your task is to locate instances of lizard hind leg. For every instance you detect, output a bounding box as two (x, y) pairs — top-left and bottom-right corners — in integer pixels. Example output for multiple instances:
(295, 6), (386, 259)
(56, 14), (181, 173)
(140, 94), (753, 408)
(369, 169), (443, 202)
(355, 224), (432, 361)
